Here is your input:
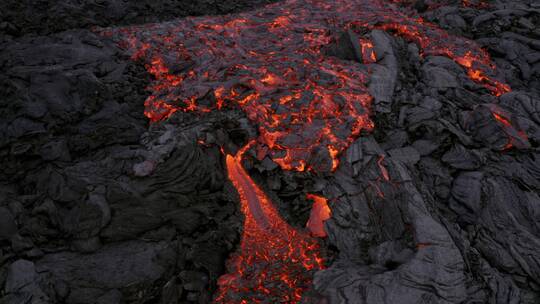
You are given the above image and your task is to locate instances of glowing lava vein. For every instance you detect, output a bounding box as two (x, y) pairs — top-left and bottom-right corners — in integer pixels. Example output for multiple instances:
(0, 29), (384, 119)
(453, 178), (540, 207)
(217, 142), (325, 303)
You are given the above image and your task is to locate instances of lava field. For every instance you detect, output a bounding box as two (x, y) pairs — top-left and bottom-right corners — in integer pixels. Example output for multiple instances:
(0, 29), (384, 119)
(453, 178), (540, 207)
(1, 0), (540, 303)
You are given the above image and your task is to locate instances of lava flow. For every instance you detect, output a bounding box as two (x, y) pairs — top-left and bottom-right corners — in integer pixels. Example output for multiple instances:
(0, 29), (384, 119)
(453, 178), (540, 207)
(100, 0), (511, 174)
(216, 142), (325, 303)
(97, 0), (514, 302)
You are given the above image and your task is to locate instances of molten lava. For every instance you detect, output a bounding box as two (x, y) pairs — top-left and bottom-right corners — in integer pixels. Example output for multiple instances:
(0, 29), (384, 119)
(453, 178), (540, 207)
(217, 142), (325, 303)
(491, 107), (529, 150)
(306, 194), (332, 238)
(359, 39), (378, 64)
(101, 0), (510, 174)
(98, 0), (514, 302)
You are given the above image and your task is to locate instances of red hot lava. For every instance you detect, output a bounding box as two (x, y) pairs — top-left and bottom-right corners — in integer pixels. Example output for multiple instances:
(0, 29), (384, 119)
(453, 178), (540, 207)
(490, 106), (529, 150)
(102, 0), (510, 174)
(217, 142), (325, 303)
(306, 194), (332, 238)
(99, 0), (513, 302)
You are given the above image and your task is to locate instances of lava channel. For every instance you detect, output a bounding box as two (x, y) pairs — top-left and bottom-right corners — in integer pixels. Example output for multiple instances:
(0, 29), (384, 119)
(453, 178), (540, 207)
(216, 142), (325, 303)
(97, 0), (515, 302)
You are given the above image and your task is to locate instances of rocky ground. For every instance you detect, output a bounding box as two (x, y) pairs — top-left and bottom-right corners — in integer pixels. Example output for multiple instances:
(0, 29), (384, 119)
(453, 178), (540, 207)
(0, 0), (277, 38)
(1, 0), (539, 304)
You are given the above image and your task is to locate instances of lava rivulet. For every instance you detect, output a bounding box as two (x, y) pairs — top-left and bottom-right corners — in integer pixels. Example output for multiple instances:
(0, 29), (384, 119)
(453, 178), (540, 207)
(217, 142), (325, 303)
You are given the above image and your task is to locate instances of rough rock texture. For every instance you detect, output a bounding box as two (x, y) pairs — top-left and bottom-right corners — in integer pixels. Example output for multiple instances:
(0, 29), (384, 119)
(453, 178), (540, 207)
(308, 1), (540, 303)
(0, 27), (242, 302)
(1, 0), (540, 303)
(0, 1), (270, 303)
(0, 0), (277, 38)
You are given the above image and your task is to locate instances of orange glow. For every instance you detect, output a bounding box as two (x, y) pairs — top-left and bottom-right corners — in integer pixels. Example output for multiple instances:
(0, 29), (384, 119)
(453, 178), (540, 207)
(492, 112), (512, 127)
(215, 143), (325, 303)
(328, 145), (340, 171)
(462, 0), (489, 8)
(271, 16), (291, 28)
(377, 155), (390, 181)
(378, 22), (510, 96)
(101, 0), (515, 301)
(260, 72), (284, 86)
(416, 242), (432, 249)
(491, 109), (529, 150)
(107, 0), (510, 172)
(306, 194), (331, 237)
(359, 39), (377, 63)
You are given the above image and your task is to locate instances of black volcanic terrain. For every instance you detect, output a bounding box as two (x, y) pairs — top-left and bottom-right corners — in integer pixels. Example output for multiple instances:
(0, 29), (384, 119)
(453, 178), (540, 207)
(1, 0), (539, 303)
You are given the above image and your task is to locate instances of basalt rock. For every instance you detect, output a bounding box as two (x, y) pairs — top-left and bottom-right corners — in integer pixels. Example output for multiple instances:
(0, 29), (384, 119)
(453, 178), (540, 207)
(1, 0), (540, 303)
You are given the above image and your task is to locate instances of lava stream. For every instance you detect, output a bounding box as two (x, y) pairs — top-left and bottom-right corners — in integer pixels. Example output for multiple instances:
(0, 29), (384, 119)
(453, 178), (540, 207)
(217, 142), (325, 303)
(226, 142), (273, 231)
(97, 0), (517, 301)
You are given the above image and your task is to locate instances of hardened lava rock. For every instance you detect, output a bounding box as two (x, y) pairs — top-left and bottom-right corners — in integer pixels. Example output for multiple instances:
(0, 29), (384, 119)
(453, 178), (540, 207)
(0, 0), (539, 303)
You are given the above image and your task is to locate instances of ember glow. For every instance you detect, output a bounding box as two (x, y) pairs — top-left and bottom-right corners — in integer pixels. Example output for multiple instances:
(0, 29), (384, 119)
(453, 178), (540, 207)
(359, 39), (378, 64)
(462, 0), (490, 9)
(216, 142), (325, 303)
(490, 107), (529, 150)
(98, 0), (514, 302)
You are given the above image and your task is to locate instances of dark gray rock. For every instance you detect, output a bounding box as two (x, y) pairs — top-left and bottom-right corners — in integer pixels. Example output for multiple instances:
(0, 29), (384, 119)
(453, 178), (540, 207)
(63, 191), (110, 240)
(95, 289), (123, 304)
(0, 207), (17, 240)
(368, 30), (398, 113)
(412, 139), (440, 156)
(5, 260), (49, 303)
(380, 130), (408, 150)
(0, 0), (279, 37)
(387, 146), (421, 164)
(1, 0), (540, 303)
(10, 235), (34, 253)
(161, 277), (180, 304)
(35, 241), (176, 304)
(316, 155), (468, 303)
(462, 104), (531, 150)
(449, 171), (484, 223)
(165, 209), (204, 235)
(442, 144), (483, 169)
(423, 66), (459, 88)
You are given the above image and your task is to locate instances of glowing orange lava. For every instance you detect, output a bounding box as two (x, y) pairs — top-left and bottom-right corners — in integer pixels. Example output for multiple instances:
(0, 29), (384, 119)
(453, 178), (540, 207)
(491, 108), (529, 150)
(98, 0), (513, 301)
(216, 142), (325, 303)
(102, 0), (510, 174)
(375, 23), (510, 96)
(306, 194), (332, 237)
(359, 39), (377, 64)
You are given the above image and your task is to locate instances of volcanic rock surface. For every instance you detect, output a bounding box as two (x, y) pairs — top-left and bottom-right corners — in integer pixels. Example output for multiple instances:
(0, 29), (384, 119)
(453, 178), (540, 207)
(1, 0), (540, 304)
